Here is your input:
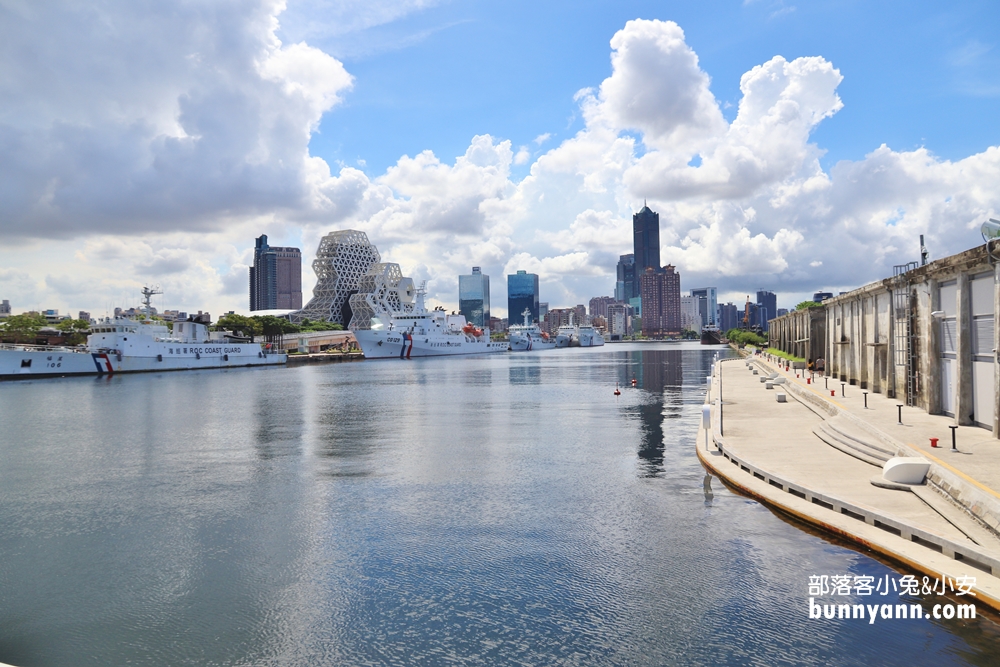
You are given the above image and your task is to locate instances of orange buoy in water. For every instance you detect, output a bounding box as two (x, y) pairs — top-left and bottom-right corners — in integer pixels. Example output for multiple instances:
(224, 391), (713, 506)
(631, 377), (637, 387)
(614, 383), (621, 396)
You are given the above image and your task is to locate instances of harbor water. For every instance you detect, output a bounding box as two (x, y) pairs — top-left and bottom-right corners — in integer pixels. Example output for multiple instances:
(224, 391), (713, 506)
(1, 342), (998, 665)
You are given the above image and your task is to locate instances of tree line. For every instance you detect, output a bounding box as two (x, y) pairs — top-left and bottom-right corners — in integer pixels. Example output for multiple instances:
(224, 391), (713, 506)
(1, 312), (343, 345)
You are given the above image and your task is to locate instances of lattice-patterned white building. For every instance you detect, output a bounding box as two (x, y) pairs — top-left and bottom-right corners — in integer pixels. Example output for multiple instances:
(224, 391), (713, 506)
(348, 263), (416, 331)
(290, 230), (381, 325)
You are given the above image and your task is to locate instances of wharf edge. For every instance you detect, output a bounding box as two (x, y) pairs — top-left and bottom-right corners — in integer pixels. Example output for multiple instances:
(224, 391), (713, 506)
(698, 353), (1000, 612)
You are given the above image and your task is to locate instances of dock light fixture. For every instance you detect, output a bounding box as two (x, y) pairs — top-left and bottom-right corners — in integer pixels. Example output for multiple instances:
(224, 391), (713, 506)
(702, 405), (712, 449)
(841, 382), (846, 397)
(980, 218), (1000, 242)
(897, 404), (904, 424)
(949, 425), (959, 453)
(981, 219), (1000, 262)
(863, 391), (869, 409)
(931, 310), (945, 319)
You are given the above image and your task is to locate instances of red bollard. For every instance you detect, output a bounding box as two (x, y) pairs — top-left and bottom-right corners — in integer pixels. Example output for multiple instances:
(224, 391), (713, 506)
(830, 390), (835, 397)
(806, 378), (811, 384)
(930, 438), (939, 448)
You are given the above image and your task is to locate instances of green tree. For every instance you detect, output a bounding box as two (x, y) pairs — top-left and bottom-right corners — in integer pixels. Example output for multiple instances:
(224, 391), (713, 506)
(298, 318), (343, 332)
(726, 329), (768, 347)
(1, 313), (49, 342)
(251, 315), (300, 348)
(55, 318), (91, 345)
(795, 300), (822, 310)
(215, 313), (262, 341)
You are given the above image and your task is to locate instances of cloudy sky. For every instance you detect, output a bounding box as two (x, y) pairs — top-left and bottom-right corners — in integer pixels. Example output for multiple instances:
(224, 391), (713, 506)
(2, 0), (999, 318)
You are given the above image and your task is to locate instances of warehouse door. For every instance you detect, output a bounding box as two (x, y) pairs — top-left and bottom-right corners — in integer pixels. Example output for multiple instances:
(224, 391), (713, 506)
(939, 280), (957, 416)
(970, 272), (995, 428)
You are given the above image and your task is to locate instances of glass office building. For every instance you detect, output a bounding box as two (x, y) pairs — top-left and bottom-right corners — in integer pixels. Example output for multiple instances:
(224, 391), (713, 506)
(459, 267), (490, 328)
(615, 253), (637, 302)
(756, 290), (777, 332)
(507, 270), (539, 324)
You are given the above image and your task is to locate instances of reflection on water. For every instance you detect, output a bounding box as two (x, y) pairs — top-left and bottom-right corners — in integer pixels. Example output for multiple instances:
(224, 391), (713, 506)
(0, 343), (997, 667)
(612, 348), (687, 476)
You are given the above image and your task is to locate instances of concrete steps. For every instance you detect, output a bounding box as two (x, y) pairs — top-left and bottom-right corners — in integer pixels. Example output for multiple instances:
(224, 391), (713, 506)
(812, 416), (897, 467)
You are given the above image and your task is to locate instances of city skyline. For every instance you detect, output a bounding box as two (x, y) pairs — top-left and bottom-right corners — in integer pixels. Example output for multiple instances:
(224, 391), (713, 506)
(2, 4), (998, 319)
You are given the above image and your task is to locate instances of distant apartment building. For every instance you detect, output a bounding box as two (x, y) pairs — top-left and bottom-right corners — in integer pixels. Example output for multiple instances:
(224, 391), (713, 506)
(507, 270), (540, 324)
(639, 265), (681, 336)
(545, 307), (584, 330)
(458, 266), (490, 328)
(40, 309), (66, 325)
(488, 316), (505, 333)
(0, 300), (10, 319)
(250, 234), (303, 312)
(813, 291), (834, 303)
(607, 302), (635, 339)
(78, 311), (91, 322)
(719, 302), (739, 332)
(539, 302), (549, 323)
(588, 296), (615, 321)
(680, 296), (702, 333)
(689, 287), (718, 327)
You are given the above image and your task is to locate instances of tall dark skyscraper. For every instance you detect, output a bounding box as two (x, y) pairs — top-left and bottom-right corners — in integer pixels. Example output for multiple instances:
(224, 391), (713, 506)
(507, 270), (539, 324)
(250, 234), (302, 311)
(756, 290), (777, 332)
(458, 267), (490, 328)
(633, 204), (661, 271)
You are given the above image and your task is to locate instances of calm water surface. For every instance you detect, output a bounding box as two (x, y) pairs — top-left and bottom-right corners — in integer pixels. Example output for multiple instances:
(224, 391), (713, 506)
(1, 342), (998, 666)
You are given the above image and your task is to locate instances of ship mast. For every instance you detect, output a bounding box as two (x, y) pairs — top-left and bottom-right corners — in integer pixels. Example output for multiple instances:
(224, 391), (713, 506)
(140, 285), (162, 319)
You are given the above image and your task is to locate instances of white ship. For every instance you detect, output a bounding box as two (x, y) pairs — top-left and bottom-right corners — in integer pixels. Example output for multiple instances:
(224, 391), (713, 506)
(349, 263), (508, 359)
(509, 308), (556, 352)
(555, 320), (576, 348)
(0, 288), (285, 380)
(578, 323), (605, 347)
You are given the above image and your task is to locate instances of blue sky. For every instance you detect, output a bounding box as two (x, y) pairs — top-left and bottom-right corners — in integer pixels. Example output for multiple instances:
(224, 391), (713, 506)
(1, 0), (1000, 316)
(298, 0), (1000, 177)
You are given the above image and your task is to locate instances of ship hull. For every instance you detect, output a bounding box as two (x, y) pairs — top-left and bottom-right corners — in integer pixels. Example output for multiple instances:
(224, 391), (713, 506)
(355, 330), (508, 359)
(0, 344), (285, 380)
(509, 334), (557, 352)
(700, 329), (723, 345)
(578, 332), (605, 347)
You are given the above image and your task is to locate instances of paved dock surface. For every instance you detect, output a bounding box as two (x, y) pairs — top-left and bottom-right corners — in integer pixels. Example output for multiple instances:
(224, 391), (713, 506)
(700, 352), (1000, 607)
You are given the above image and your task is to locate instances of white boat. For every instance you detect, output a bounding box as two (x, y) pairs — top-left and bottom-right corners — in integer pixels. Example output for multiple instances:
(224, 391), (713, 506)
(349, 263), (508, 359)
(509, 308), (556, 352)
(0, 288), (285, 380)
(578, 324), (605, 347)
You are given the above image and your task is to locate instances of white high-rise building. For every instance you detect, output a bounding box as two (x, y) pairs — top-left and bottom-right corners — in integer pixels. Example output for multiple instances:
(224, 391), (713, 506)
(689, 287), (718, 327)
(680, 296), (703, 334)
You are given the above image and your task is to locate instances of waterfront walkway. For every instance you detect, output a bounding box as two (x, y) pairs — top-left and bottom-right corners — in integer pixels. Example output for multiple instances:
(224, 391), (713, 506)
(699, 352), (1000, 608)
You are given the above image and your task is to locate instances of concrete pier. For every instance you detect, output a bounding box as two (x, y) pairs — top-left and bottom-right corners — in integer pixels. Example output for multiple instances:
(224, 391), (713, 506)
(701, 351), (1000, 610)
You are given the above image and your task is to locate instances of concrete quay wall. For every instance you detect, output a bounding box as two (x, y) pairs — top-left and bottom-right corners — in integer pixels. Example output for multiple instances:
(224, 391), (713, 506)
(701, 354), (1000, 610)
(748, 355), (1000, 540)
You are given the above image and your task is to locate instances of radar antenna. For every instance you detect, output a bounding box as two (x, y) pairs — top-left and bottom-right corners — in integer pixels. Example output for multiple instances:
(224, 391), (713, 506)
(140, 285), (162, 319)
